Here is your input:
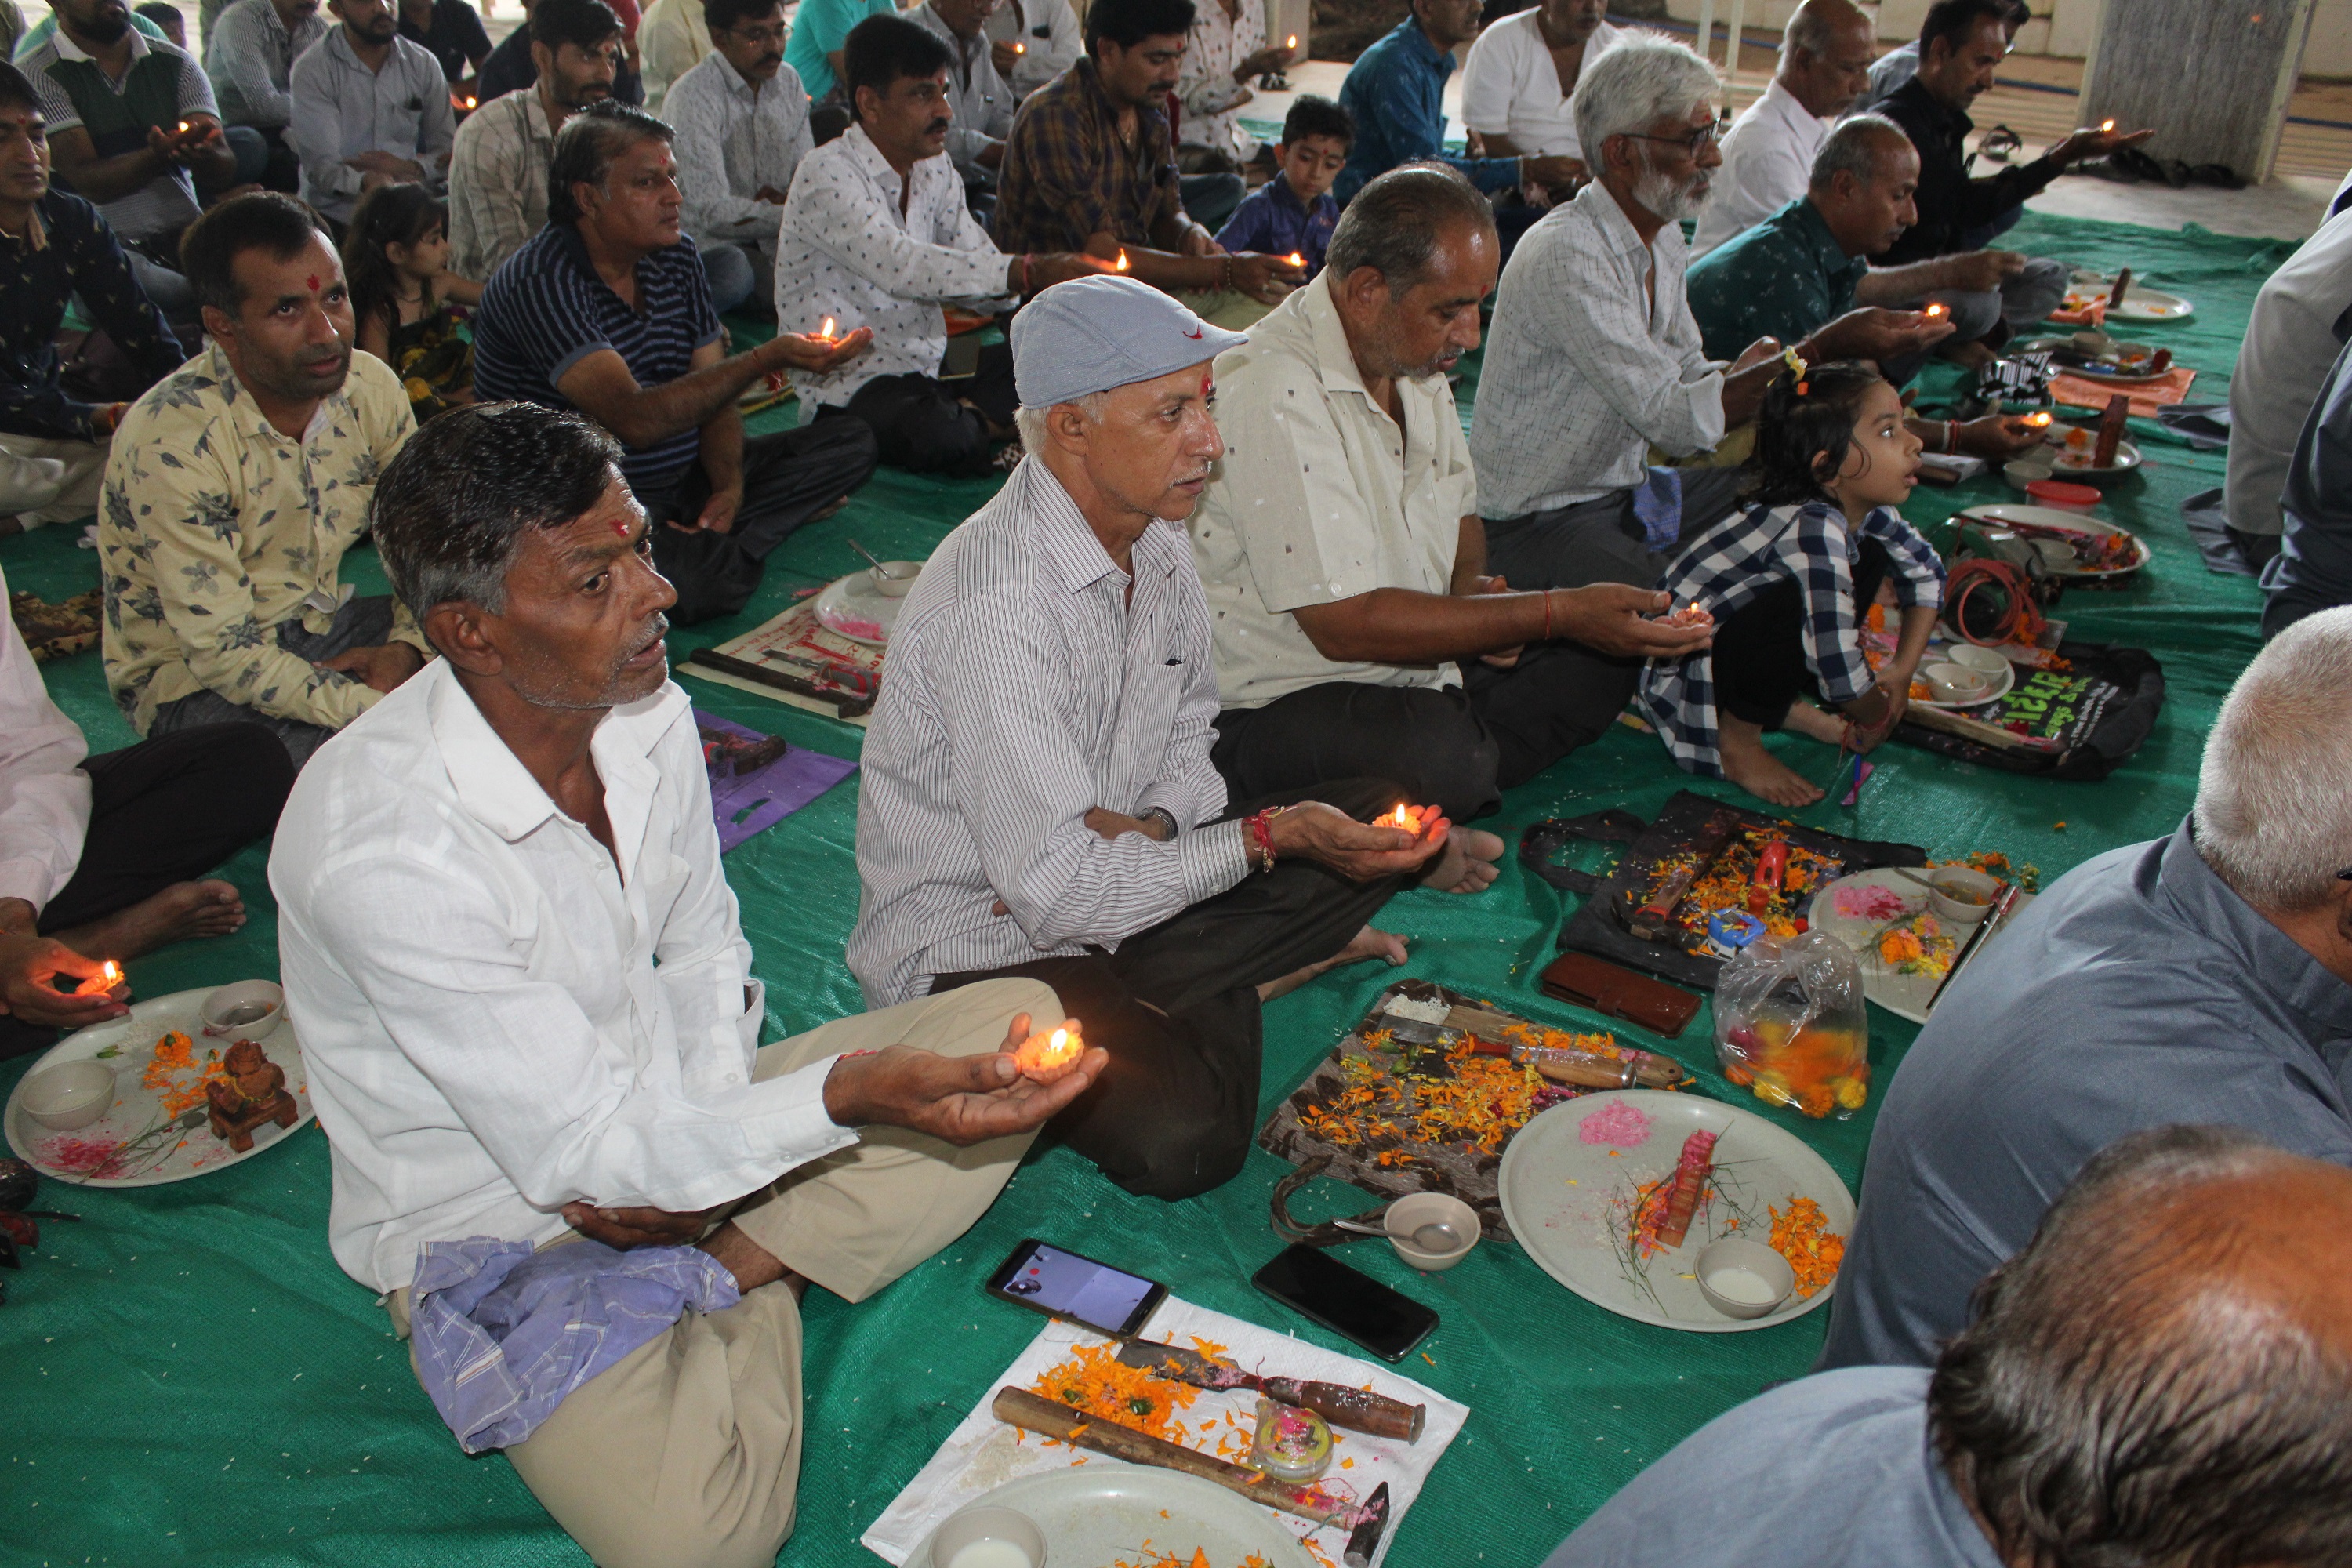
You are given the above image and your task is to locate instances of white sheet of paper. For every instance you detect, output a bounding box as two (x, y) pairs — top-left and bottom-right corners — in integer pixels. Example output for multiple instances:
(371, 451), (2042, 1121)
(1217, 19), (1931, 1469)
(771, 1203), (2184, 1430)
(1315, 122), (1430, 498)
(860, 1295), (1469, 1568)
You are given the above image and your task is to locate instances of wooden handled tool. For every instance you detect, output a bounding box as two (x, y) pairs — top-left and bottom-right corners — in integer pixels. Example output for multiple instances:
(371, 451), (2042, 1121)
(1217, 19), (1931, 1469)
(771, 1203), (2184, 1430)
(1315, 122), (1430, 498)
(1446, 1007), (1682, 1090)
(1113, 1338), (1425, 1441)
(1345, 1482), (1392, 1568)
(989, 1388), (1369, 1530)
(1628, 818), (1734, 941)
(685, 646), (877, 719)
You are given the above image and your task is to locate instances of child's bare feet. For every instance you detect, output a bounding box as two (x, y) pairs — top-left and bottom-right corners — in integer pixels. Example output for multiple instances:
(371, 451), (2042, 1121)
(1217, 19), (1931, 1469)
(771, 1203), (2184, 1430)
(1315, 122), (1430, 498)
(1257, 924), (1409, 1003)
(1418, 827), (1504, 893)
(51, 879), (245, 962)
(1719, 718), (1824, 808)
(1781, 700), (1846, 744)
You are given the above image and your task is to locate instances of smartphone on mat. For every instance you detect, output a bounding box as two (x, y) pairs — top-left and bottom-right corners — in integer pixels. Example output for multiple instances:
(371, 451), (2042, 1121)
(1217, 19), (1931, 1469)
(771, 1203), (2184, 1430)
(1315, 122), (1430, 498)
(984, 1238), (1169, 1338)
(1251, 1244), (1439, 1363)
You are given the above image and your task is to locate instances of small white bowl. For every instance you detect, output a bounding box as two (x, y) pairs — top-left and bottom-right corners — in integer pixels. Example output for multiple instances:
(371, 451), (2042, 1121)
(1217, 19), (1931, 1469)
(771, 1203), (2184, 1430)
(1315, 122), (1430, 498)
(929, 1504), (1046, 1568)
(22, 1059), (118, 1131)
(1385, 1192), (1480, 1271)
(1695, 1236), (1795, 1320)
(1945, 644), (2009, 677)
(2004, 458), (2054, 492)
(200, 978), (285, 1040)
(1927, 867), (2002, 926)
(867, 561), (921, 598)
(1923, 662), (1991, 704)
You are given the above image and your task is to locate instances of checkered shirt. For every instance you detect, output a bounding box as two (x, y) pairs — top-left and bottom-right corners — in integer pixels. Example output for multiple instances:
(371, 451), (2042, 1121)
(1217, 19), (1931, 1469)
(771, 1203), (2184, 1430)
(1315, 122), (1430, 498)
(1638, 499), (1946, 778)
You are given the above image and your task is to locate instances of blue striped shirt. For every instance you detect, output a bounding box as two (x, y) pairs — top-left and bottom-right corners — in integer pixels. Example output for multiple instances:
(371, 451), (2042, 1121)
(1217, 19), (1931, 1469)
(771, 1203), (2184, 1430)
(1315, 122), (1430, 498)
(470, 222), (725, 493)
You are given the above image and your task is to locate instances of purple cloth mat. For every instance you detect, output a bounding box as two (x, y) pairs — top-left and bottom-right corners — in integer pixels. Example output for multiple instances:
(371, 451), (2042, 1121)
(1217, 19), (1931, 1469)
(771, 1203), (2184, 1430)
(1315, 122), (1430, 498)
(695, 709), (858, 851)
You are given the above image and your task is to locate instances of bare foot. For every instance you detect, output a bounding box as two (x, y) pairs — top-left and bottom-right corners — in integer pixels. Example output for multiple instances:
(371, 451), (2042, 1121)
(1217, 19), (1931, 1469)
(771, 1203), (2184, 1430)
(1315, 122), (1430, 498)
(1257, 924), (1410, 1004)
(1718, 719), (1824, 808)
(1781, 700), (1846, 744)
(1417, 827), (1505, 895)
(51, 879), (245, 962)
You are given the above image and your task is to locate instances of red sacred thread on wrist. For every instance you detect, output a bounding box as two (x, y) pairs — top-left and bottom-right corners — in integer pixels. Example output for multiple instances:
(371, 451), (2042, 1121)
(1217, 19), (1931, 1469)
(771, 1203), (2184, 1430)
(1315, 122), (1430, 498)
(1246, 809), (1276, 872)
(1541, 590), (1554, 641)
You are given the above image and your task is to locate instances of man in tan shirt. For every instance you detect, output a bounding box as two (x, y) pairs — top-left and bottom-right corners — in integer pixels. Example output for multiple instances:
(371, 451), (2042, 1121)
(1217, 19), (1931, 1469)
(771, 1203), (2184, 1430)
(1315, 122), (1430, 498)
(1191, 165), (1714, 827)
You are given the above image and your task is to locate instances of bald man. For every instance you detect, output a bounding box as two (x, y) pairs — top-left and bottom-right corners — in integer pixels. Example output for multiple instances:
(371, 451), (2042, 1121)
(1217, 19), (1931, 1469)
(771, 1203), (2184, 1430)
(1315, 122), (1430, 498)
(1690, 0), (1875, 258)
(1544, 1123), (2352, 1568)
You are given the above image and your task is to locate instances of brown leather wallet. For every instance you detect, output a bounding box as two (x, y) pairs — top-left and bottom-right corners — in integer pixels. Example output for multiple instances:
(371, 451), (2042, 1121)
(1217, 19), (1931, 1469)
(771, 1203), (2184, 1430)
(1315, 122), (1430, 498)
(1539, 952), (1703, 1039)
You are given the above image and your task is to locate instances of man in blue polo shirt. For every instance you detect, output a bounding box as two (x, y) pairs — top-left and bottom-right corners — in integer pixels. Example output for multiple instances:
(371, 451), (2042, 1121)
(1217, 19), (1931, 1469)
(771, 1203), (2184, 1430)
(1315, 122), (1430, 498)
(471, 100), (879, 622)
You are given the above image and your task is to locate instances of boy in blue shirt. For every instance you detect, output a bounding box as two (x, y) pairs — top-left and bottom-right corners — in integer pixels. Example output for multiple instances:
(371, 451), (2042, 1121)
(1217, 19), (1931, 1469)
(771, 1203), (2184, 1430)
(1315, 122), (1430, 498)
(1215, 96), (1348, 278)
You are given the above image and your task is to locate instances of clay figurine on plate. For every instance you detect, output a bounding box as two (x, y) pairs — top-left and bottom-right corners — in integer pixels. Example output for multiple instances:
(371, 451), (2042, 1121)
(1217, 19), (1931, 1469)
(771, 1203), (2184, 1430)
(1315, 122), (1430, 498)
(205, 1039), (299, 1152)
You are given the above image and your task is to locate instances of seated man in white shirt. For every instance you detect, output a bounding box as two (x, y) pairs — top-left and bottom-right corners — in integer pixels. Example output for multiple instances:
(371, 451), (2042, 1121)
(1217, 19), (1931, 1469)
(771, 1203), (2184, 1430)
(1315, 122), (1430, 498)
(0, 556), (290, 1061)
(286, 0), (456, 226)
(851, 275), (1457, 1200)
(776, 15), (1102, 473)
(906, 0), (1016, 215)
(1459, 0), (1618, 172)
(1471, 34), (1943, 601)
(1689, 0), (1874, 258)
(275, 400), (1102, 1568)
(662, 0), (810, 317)
(1196, 167), (1715, 824)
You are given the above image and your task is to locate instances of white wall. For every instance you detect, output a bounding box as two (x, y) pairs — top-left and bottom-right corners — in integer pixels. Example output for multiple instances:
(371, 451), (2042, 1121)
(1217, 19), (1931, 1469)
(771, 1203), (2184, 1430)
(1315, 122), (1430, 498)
(1658, 0), (2350, 76)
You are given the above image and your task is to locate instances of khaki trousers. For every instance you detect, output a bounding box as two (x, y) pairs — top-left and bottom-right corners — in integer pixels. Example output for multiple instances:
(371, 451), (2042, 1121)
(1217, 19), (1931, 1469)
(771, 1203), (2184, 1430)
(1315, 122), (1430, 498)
(0, 432), (109, 524)
(387, 976), (1061, 1568)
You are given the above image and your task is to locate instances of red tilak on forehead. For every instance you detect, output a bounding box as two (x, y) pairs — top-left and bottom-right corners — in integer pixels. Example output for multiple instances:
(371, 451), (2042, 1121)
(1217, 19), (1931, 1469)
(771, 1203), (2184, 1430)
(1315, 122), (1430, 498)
(1200, 369), (1214, 397)
(614, 517), (633, 536)
(307, 274), (321, 293)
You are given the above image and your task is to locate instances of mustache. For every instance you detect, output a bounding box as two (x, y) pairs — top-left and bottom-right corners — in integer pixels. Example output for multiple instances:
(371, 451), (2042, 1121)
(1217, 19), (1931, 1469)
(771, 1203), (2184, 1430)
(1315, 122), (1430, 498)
(625, 615), (670, 659)
(925, 117), (953, 135)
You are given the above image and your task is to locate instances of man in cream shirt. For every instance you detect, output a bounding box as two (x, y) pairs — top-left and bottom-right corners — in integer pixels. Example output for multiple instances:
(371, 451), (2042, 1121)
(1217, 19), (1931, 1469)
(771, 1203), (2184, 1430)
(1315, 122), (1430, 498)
(273, 401), (1098, 1568)
(1192, 166), (1712, 826)
(1690, 0), (1876, 258)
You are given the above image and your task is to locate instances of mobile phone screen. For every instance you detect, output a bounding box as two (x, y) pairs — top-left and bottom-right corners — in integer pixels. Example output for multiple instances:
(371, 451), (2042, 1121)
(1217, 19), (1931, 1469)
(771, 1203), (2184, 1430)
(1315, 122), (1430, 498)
(1251, 1244), (1439, 1362)
(985, 1240), (1166, 1337)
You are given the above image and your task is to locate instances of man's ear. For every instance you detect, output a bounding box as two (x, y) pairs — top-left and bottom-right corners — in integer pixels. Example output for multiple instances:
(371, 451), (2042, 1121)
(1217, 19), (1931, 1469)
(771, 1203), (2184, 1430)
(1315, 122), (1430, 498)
(426, 602), (502, 677)
(199, 304), (236, 349)
(1337, 263), (1390, 315)
(2333, 875), (2352, 949)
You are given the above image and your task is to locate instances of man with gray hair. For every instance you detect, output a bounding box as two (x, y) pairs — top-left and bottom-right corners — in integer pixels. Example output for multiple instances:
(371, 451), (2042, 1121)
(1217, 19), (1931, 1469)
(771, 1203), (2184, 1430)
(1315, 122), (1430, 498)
(1687, 117), (2048, 458)
(1689, 0), (1875, 258)
(1817, 605), (2352, 1373)
(1471, 32), (1942, 599)
(851, 274), (1454, 1199)
(1193, 164), (1716, 828)
(1546, 1123), (2352, 1568)
(470, 101), (880, 623)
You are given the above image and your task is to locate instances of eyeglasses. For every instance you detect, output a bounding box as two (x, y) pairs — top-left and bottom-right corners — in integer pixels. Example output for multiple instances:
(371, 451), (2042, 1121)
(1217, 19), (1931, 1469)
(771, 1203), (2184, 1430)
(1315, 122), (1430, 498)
(1621, 118), (1726, 158)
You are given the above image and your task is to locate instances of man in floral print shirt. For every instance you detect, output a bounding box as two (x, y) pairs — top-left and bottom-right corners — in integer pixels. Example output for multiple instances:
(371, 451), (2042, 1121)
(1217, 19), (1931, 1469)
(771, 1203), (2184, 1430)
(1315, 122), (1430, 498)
(100, 191), (427, 768)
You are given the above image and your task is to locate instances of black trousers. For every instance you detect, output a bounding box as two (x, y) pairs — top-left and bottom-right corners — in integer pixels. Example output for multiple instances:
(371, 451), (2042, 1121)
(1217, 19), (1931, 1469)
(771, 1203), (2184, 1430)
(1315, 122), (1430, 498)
(826, 342), (1018, 477)
(1210, 648), (1637, 824)
(0, 724), (294, 1060)
(638, 420), (880, 624)
(1713, 539), (1891, 728)
(932, 776), (1408, 1200)
(1482, 465), (1755, 595)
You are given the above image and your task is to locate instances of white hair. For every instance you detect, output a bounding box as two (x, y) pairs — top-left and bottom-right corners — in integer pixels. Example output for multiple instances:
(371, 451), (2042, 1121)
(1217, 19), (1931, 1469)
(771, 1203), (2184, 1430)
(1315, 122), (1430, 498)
(1572, 30), (1719, 167)
(1011, 391), (1109, 456)
(2193, 606), (2352, 911)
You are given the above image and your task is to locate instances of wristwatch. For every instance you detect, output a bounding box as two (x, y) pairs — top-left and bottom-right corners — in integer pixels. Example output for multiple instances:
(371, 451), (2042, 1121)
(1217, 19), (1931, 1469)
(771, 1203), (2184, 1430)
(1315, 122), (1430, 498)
(1140, 807), (1179, 841)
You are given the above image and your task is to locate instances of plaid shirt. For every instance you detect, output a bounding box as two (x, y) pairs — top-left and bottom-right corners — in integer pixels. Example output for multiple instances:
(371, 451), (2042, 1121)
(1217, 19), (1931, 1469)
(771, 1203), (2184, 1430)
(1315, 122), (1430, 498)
(1638, 499), (1946, 778)
(991, 56), (1185, 256)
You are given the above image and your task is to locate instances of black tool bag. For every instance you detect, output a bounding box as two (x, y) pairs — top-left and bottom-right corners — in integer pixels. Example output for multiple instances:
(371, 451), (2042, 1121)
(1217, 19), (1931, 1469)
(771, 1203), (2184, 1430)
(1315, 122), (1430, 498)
(1899, 641), (2164, 779)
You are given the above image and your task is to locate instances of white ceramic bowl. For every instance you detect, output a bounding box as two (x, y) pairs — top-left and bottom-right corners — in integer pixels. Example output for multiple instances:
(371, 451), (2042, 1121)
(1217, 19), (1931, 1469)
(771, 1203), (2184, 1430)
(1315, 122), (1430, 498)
(199, 978), (285, 1040)
(23, 1059), (118, 1131)
(1923, 662), (1991, 704)
(1927, 867), (2002, 926)
(1946, 644), (2009, 677)
(929, 1504), (1046, 1568)
(868, 561), (921, 598)
(2003, 458), (2053, 492)
(1694, 1236), (1795, 1320)
(1385, 1192), (1480, 1271)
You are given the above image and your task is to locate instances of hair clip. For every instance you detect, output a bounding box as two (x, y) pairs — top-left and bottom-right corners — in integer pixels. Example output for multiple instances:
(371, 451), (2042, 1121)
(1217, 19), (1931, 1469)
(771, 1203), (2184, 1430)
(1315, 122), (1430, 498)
(1780, 345), (1809, 380)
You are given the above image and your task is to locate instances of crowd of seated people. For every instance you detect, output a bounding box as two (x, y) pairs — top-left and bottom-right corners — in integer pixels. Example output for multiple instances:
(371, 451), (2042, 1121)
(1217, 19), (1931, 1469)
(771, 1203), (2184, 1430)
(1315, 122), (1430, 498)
(12, 3), (2350, 1566)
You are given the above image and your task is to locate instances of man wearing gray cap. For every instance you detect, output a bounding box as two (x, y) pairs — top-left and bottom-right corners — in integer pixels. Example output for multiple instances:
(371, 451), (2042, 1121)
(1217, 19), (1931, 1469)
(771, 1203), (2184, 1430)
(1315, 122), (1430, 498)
(851, 274), (1456, 1200)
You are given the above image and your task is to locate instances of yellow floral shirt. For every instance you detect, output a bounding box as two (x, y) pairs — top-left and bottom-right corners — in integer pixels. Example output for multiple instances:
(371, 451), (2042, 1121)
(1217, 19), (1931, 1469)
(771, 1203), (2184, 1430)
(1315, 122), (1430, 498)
(100, 343), (424, 734)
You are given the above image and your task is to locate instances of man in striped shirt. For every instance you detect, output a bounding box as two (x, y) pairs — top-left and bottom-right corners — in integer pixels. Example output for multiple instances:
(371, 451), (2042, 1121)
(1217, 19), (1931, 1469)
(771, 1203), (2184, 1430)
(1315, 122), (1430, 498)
(851, 274), (1461, 1200)
(470, 101), (880, 622)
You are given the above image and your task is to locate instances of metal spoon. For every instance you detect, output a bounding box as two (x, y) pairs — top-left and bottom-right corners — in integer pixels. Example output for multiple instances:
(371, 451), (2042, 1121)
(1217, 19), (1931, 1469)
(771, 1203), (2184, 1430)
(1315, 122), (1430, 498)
(847, 537), (887, 572)
(1330, 1215), (1467, 1252)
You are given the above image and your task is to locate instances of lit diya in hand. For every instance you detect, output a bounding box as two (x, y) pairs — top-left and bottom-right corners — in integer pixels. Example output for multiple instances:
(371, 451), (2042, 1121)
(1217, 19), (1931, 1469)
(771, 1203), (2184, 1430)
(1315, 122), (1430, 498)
(1285, 252), (1305, 268)
(815, 316), (838, 342)
(1923, 302), (1947, 320)
(2024, 410), (2054, 430)
(1659, 600), (1715, 629)
(1113, 249), (1131, 273)
(2100, 119), (2115, 132)
(1013, 1021), (1086, 1081)
(76, 959), (124, 996)
(1374, 803), (1428, 833)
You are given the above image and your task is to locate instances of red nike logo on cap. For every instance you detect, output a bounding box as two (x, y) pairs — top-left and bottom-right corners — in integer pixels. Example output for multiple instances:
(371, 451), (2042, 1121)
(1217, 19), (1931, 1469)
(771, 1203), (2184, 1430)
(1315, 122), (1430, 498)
(1183, 327), (1203, 338)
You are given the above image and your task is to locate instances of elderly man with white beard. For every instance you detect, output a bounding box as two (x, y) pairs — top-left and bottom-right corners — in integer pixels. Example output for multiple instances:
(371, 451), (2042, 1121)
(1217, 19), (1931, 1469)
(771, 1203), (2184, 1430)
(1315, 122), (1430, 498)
(1468, 34), (1945, 600)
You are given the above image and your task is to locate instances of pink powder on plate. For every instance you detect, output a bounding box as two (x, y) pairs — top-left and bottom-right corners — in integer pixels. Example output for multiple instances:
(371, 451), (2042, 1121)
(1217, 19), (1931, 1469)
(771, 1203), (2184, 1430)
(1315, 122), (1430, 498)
(1578, 1098), (1654, 1147)
(1834, 884), (1913, 921)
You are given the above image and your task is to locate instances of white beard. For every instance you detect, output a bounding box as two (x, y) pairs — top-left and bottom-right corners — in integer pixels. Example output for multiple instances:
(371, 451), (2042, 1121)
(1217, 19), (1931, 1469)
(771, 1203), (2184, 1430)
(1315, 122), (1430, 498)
(1634, 160), (1710, 224)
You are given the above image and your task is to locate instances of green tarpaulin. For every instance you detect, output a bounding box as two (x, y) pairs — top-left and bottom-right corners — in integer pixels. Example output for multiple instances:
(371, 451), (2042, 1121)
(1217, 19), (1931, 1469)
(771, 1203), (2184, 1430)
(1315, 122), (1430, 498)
(0, 210), (2295, 1567)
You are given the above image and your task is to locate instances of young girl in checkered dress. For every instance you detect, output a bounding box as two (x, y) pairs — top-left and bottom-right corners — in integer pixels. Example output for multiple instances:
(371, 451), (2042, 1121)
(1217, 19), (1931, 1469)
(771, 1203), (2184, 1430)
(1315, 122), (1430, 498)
(1638, 359), (1947, 808)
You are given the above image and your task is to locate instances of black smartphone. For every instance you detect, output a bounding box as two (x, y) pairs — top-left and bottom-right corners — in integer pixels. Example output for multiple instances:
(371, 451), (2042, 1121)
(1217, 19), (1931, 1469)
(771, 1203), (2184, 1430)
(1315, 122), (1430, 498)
(1251, 1244), (1439, 1363)
(984, 1238), (1169, 1338)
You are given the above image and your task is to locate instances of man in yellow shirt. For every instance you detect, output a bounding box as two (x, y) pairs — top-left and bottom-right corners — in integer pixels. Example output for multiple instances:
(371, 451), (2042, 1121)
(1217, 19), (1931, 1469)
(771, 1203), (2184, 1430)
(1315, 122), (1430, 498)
(100, 191), (427, 768)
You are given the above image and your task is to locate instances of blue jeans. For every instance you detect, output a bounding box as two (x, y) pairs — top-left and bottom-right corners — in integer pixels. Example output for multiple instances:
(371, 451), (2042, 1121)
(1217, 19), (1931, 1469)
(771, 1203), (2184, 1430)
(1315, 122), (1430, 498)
(702, 242), (757, 316)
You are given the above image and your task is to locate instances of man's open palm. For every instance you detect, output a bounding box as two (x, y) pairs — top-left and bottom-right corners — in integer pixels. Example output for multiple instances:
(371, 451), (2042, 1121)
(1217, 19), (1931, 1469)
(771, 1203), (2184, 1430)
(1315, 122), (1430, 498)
(823, 1014), (1105, 1145)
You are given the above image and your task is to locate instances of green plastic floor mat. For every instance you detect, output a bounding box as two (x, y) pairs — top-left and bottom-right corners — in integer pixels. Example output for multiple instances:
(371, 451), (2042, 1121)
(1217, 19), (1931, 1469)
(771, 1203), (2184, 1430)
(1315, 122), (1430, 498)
(0, 210), (2288, 1567)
